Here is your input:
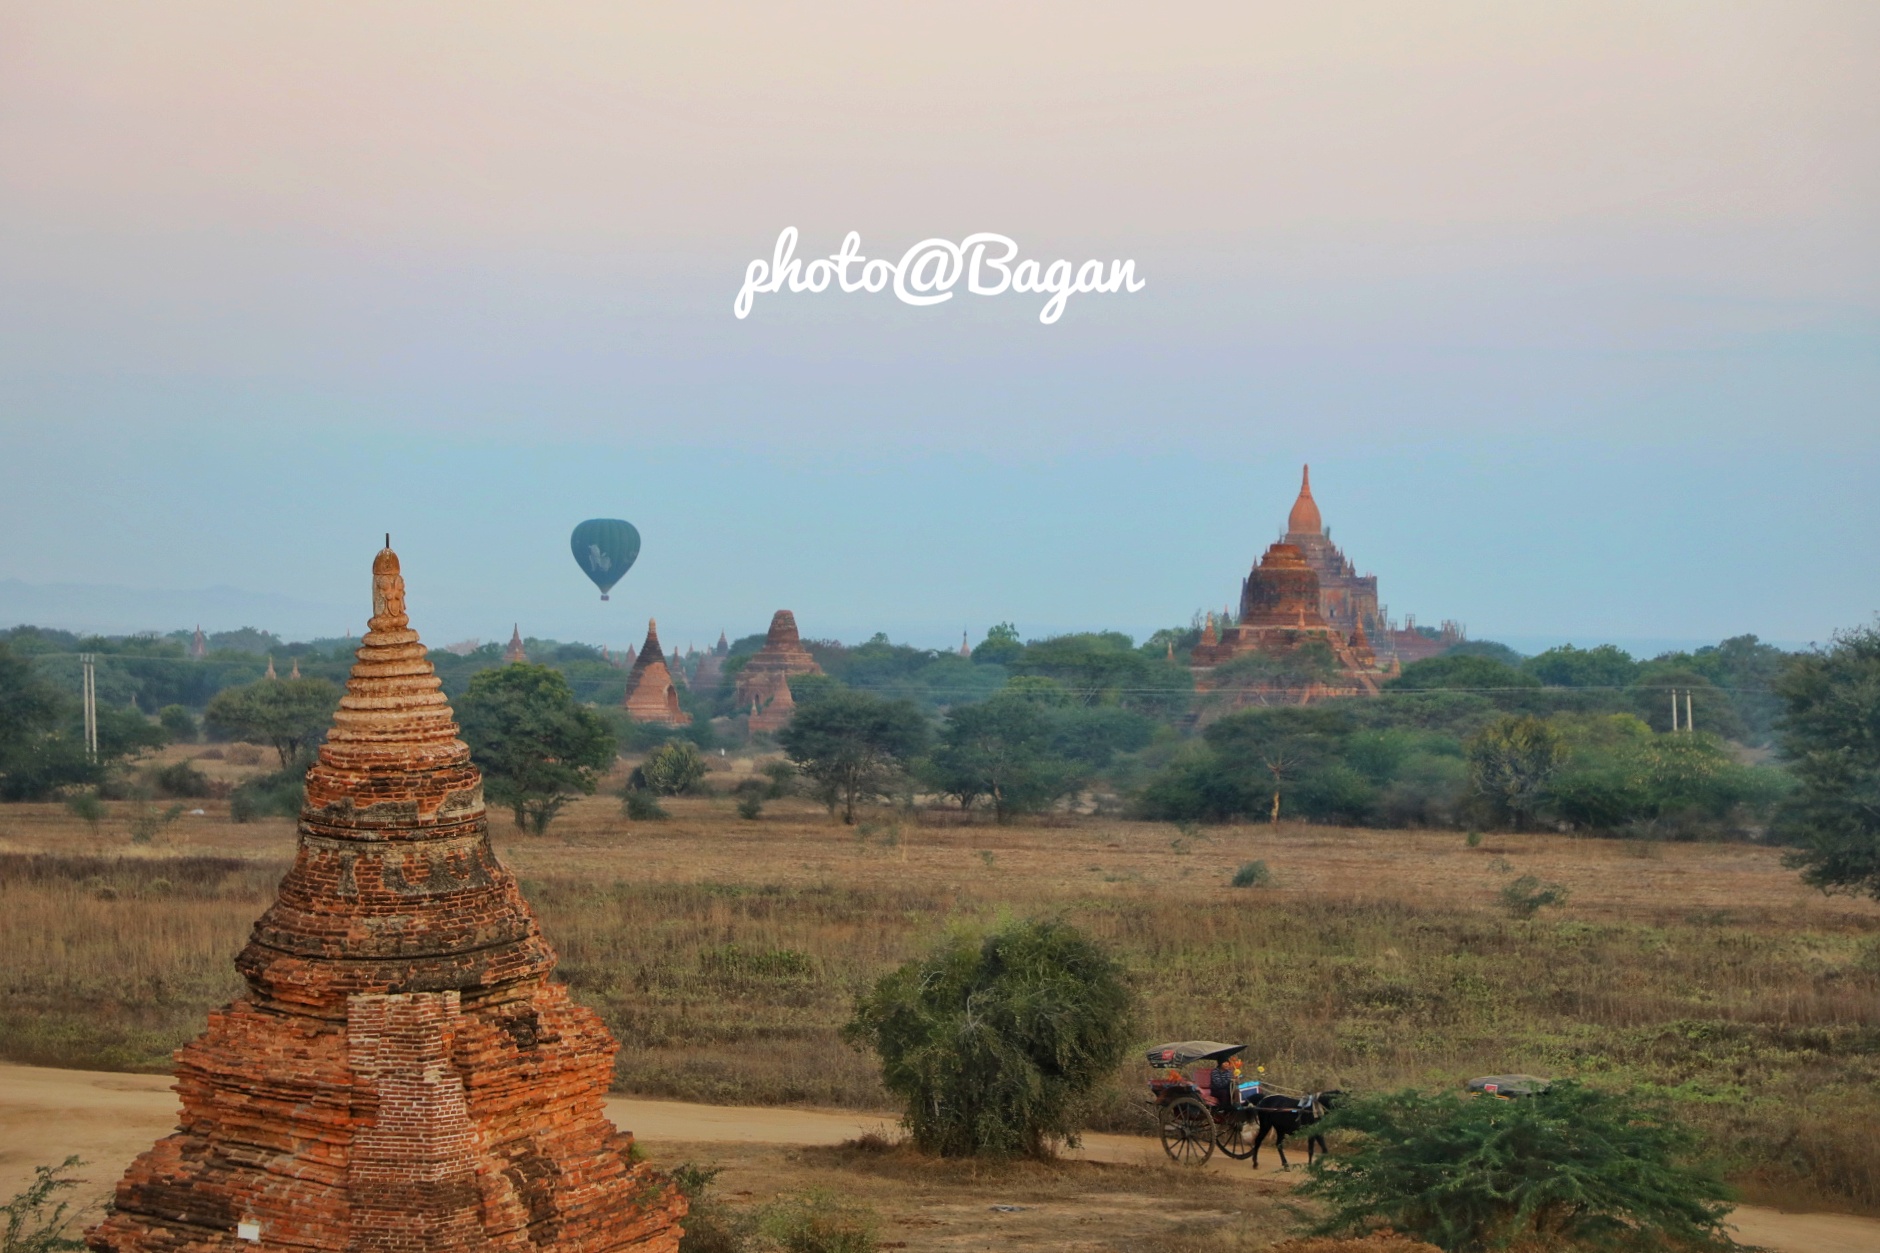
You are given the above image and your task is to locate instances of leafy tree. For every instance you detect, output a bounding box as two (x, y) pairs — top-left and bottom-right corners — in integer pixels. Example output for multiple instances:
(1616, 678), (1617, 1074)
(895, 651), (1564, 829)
(925, 692), (1081, 820)
(1627, 666), (1745, 741)
(1777, 624), (1880, 897)
(844, 919), (1135, 1158)
(2, 1155), (87, 1252)
(1389, 655), (1539, 693)
(1524, 643), (1639, 689)
(456, 663), (616, 835)
(972, 622), (1024, 666)
(157, 704), (198, 743)
(779, 688), (929, 824)
(1208, 707), (1336, 822)
(203, 677), (342, 768)
(1545, 715), (1788, 836)
(1466, 715), (1566, 830)
(207, 627), (282, 654)
(1009, 631), (1190, 715)
(0, 644), (67, 800)
(640, 740), (708, 796)
(1299, 1083), (1734, 1252)
(1443, 640), (1526, 668)
(0, 644), (162, 799)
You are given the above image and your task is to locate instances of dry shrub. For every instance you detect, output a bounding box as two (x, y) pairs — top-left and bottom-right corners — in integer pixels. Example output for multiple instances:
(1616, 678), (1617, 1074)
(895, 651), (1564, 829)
(223, 744), (263, 766)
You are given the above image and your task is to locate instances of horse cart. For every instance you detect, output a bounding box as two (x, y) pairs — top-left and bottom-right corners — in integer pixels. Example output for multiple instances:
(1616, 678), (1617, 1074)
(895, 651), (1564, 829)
(1146, 1041), (1266, 1164)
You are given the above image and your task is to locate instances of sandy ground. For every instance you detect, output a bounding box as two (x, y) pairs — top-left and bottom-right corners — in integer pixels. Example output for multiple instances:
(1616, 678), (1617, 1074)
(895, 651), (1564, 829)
(4, 1062), (1876, 1253)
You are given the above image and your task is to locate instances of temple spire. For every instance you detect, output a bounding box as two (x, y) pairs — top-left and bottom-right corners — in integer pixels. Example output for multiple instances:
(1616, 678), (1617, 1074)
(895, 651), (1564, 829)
(1287, 464), (1322, 535)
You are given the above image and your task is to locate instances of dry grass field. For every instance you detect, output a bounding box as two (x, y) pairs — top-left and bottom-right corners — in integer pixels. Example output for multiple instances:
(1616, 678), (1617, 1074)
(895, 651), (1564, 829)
(4, 748), (1878, 1217)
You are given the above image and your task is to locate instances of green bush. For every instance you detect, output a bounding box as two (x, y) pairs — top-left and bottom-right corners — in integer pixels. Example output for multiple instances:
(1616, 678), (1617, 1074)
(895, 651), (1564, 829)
(148, 760), (213, 799)
(669, 1162), (753, 1253)
(229, 765), (305, 823)
(128, 802), (185, 845)
(1299, 1083), (1734, 1252)
(1231, 860), (1271, 888)
(622, 786), (668, 821)
(1499, 875), (1569, 919)
(760, 759), (797, 798)
(755, 1191), (877, 1253)
(844, 918), (1135, 1158)
(643, 741), (709, 796)
(157, 704), (198, 743)
(62, 790), (105, 832)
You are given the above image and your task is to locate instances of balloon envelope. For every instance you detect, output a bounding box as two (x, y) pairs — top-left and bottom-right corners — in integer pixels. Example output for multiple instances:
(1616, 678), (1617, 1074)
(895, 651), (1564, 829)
(569, 519), (640, 599)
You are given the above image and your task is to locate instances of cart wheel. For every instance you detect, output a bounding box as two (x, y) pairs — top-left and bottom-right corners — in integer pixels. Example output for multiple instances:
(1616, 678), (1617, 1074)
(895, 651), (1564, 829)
(1160, 1097), (1215, 1165)
(1216, 1113), (1258, 1160)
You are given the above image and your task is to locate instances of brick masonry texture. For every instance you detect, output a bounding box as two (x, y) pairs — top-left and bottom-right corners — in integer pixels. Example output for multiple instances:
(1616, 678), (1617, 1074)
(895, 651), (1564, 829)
(90, 547), (684, 1253)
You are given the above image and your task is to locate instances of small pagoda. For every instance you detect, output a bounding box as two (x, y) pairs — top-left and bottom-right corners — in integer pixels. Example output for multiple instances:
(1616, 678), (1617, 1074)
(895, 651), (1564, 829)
(620, 620), (690, 725)
(89, 545), (684, 1253)
(734, 611), (822, 733)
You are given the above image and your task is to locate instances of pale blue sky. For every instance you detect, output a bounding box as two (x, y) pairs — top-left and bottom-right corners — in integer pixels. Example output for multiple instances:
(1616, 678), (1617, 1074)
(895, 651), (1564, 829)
(1, 3), (1875, 652)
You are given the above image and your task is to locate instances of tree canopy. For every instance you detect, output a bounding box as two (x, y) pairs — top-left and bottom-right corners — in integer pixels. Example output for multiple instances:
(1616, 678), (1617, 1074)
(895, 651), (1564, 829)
(779, 687), (929, 823)
(925, 691), (1077, 820)
(1777, 624), (1880, 898)
(203, 677), (342, 768)
(456, 663), (616, 835)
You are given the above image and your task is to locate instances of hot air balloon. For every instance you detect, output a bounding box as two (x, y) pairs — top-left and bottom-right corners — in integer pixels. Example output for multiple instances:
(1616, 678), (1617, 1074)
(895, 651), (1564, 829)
(569, 519), (641, 600)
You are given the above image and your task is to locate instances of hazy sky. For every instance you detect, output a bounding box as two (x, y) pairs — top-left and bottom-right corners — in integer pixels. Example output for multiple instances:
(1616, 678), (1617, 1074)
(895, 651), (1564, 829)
(2, 2), (1875, 652)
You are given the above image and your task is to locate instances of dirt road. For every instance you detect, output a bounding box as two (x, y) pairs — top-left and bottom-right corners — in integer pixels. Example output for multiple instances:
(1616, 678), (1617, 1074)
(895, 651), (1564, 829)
(3, 1063), (1873, 1253)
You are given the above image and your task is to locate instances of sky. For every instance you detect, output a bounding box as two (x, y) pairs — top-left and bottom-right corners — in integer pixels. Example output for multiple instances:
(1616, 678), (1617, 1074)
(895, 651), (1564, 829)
(1, 2), (1875, 654)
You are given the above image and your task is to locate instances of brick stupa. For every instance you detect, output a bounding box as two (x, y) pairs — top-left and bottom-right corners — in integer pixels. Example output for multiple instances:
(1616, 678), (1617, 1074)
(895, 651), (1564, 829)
(620, 620), (690, 726)
(90, 545), (684, 1253)
(734, 611), (822, 734)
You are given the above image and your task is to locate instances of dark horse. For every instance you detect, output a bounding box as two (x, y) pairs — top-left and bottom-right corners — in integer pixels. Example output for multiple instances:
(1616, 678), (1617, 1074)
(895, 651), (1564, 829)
(1249, 1090), (1344, 1169)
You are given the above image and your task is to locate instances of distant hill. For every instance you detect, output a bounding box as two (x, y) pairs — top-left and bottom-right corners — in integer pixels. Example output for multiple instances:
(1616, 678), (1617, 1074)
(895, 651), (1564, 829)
(0, 578), (350, 640)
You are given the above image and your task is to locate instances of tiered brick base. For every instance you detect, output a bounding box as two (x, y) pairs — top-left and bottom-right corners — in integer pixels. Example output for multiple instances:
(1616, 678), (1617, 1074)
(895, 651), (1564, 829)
(90, 547), (682, 1252)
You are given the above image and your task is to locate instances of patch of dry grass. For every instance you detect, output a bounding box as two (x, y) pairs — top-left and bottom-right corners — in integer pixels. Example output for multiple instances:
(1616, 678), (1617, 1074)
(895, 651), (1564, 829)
(3, 790), (1878, 1210)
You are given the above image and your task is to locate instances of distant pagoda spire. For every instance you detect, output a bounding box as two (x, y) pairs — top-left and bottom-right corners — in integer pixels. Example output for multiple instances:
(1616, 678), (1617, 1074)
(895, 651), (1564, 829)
(265, 655), (278, 680)
(504, 624), (528, 664)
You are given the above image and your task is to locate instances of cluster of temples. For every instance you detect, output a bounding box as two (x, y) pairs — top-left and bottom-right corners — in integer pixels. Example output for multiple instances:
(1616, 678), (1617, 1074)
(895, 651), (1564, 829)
(610, 610), (820, 733)
(1188, 466), (1464, 704)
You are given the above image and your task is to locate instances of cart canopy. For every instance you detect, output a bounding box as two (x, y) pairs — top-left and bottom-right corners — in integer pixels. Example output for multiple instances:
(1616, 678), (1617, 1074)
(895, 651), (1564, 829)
(1146, 1041), (1247, 1067)
(1466, 1074), (1551, 1097)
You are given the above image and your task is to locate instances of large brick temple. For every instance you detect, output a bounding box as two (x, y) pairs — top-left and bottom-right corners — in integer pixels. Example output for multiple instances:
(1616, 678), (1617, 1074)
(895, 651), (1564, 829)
(90, 546), (684, 1253)
(1188, 466), (1465, 704)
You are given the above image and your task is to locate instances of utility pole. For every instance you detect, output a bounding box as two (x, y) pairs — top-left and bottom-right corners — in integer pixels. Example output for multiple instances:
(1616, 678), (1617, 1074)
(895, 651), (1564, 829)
(1685, 690), (1694, 734)
(81, 653), (98, 760)
(1670, 688), (1679, 732)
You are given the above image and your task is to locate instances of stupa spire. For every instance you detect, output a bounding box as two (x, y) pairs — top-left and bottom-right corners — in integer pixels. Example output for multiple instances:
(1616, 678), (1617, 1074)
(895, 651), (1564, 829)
(1287, 464), (1322, 535)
